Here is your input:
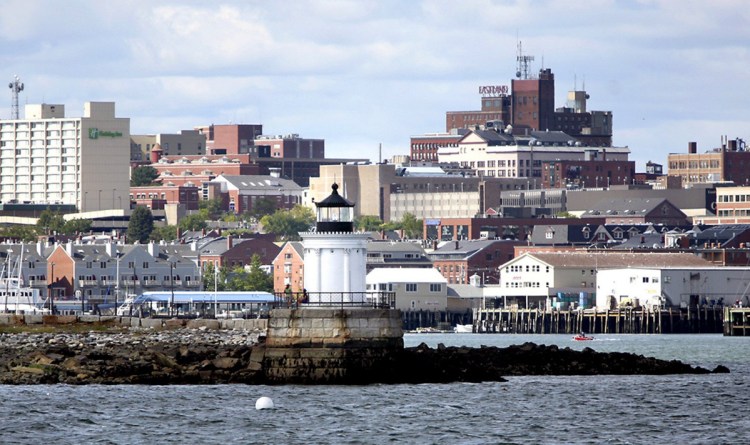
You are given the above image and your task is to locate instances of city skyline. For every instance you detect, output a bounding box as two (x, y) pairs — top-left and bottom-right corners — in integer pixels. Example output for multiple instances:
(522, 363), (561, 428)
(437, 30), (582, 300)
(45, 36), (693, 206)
(1, 0), (748, 169)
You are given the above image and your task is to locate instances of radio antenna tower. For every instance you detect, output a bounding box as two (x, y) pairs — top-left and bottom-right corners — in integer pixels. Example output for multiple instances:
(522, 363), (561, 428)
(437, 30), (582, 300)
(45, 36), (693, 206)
(8, 75), (24, 119)
(515, 41), (534, 80)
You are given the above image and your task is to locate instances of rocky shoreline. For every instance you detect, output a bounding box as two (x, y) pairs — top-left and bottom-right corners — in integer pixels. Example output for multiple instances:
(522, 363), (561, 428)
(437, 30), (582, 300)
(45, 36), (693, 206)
(0, 329), (729, 385)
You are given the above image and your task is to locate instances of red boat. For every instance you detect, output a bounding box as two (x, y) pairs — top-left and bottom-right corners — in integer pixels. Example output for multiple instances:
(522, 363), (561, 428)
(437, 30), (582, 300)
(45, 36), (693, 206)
(573, 334), (594, 341)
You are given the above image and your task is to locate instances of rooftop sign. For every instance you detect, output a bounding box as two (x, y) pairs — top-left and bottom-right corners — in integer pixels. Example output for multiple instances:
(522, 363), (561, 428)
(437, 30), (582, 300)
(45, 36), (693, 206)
(478, 85), (509, 97)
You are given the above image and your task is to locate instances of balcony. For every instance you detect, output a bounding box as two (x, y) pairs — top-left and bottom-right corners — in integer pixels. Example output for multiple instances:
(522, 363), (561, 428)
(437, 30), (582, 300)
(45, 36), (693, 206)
(80, 279), (99, 286)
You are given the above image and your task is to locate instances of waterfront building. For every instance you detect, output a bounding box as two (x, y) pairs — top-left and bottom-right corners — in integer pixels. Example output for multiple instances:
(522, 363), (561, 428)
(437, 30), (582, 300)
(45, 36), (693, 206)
(497, 251), (712, 310)
(0, 102), (130, 212)
(597, 266), (750, 309)
(365, 241), (432, 272)
(366, 267), (447, 311)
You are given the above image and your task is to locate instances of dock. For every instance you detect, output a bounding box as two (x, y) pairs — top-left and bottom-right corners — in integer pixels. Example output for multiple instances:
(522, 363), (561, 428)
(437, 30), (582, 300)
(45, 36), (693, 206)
(724, 307), (750, 336)
(473, 306), (724, 334)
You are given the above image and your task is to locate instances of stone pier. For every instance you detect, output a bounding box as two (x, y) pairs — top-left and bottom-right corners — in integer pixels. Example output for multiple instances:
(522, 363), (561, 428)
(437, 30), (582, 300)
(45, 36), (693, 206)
(258, 307), (403, 384)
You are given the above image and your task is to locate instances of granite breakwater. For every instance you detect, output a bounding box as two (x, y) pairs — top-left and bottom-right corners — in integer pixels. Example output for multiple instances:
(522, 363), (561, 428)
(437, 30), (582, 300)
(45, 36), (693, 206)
(0, 328), (728, 385)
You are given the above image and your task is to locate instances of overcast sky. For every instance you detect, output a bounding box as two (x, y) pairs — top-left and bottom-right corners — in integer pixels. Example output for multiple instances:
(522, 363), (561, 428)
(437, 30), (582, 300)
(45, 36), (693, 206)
(2, 0), (748, 169)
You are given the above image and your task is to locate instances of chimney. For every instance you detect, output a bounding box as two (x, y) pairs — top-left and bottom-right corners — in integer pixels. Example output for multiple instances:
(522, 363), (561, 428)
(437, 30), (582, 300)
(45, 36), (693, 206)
(105, 241), (117, 258)
(602, 148), (606, 161)
(65, 240), (73, 256)
(227, 235), (233, 249)
(147, 241), (159, 257)
(36, 241), (43, 257)
(455, 240), (460, 250)
(688, 142), (697, 154)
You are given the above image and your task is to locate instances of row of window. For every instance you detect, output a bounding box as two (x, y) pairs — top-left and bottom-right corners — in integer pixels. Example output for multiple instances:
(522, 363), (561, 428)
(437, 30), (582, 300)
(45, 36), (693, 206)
(718, 194), (750, 203)
(77, 275), (192, 282)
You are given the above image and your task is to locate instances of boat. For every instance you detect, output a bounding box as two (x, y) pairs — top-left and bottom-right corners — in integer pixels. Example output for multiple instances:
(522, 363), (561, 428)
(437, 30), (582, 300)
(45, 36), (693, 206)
(573, 334), (594, 341)
(454, 324), (473, 333)
(0, 246), (50, 314)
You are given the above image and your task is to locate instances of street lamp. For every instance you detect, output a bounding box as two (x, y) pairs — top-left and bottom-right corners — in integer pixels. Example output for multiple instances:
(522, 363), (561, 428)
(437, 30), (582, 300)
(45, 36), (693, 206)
(169, 260), (175, 317)
(49, 262), (55, 315)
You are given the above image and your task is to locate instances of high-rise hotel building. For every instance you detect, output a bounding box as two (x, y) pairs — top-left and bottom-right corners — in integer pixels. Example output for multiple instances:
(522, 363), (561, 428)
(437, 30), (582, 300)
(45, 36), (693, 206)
(0, 102), (130, 212)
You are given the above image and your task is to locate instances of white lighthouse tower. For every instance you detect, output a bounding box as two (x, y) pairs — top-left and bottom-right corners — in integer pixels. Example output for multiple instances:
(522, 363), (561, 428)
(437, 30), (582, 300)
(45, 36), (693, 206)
(301, 183), (369, 303)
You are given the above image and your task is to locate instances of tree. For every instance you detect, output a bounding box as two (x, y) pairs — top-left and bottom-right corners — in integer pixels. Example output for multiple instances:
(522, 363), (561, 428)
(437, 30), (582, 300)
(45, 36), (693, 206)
(179, 213), (208, 231)
(150, 225), (178, 242)
(224, 255), (274, 292)
(400, 212), (423, 239)
(355, 215), (383, 232)
(259, 205), (315, 241)
(199, 198), (224, 220)
(0, 225), (38, 242)
(130, 166), (159, 187)
(37, 209), (65, 234)
(249, 197), (277, 219)
(202, 262), (227, 292)
(62, 218), (92, 235)
(127, 206), (154, 243)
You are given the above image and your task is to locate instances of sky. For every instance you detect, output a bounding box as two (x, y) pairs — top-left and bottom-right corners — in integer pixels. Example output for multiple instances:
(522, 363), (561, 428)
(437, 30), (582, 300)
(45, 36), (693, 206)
(1, 0), (749, 170)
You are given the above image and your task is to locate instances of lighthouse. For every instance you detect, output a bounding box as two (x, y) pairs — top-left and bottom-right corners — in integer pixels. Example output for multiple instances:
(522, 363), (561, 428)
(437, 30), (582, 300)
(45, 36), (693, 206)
(301, 183), (369, 303)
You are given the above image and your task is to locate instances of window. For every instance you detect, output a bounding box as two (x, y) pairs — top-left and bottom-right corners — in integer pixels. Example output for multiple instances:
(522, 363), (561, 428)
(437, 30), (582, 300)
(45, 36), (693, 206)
(429, 283), (441, 292)
(405, 283), (417, 292)
(642, 277), (649, 283)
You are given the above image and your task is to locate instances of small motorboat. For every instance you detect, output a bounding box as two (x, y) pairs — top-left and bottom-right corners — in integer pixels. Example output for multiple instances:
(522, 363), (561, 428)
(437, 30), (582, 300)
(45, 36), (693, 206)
(453, 324), (473, 333)
(573, 334), (594, 341)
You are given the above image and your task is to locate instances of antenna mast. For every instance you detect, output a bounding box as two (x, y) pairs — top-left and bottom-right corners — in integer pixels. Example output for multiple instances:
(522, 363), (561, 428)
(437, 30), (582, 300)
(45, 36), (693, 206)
(8, 75), (24, 119)
(515, 41), (534, 80)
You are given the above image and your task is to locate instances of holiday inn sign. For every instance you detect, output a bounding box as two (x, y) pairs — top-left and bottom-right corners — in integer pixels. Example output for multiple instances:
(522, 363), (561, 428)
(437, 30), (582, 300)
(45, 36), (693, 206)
(88, 128), (123, 139)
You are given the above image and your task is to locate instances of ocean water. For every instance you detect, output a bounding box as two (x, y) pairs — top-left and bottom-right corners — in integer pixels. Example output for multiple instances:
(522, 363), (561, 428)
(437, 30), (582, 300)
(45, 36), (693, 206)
(1, 334), (749, 445)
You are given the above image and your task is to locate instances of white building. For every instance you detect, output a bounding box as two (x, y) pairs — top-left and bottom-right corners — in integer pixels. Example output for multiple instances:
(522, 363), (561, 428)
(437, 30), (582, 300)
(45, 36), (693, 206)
(366, 267), (448, 311)
(438, 129), (629, 179)
(0, 102), (130, 212)
(498, 252), (713, 309)
(596, 267), (750, 309)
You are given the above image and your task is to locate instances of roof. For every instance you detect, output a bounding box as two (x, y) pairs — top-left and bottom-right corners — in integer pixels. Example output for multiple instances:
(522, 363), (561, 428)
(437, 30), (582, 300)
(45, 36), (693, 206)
(429, 239), (517, 259)
(367, 241), (426, 254)
(213, 174), (303, 191)
(315, 183), (354, 208)
(581, 197), (684, 218)
(519, 252), (711, 268)
(366, 267), (447, 283)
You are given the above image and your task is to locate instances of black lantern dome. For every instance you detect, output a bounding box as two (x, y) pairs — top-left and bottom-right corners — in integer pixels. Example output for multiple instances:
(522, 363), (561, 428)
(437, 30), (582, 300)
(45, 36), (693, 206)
(314, 183), (355, 233)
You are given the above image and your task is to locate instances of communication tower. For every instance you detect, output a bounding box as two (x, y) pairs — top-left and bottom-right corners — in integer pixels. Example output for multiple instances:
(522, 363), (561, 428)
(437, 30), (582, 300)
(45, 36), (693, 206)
(8, 75), (24, 119)
(515, 41), (534, 80)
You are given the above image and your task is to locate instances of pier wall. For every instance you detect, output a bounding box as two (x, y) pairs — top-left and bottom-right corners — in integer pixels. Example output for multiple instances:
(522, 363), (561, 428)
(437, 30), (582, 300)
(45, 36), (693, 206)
(0, 313), (268, 331)
(474, 306), (724, 334)
(258, 307), (404, 384)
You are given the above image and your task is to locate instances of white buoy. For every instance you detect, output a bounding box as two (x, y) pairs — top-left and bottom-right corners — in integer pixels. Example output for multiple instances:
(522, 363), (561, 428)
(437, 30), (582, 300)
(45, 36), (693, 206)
(255, 396), (274, 410)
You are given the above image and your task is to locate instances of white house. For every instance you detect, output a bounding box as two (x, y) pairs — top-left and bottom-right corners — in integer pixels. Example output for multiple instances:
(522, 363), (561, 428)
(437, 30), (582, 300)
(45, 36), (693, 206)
(596, 267), (750, 309)
(366, 268), (447, 311)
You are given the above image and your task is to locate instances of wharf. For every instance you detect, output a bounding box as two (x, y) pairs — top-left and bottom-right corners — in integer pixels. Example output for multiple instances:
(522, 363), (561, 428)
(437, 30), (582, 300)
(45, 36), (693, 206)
(474, 306), (724, 334)
(724, 307), (750, 336)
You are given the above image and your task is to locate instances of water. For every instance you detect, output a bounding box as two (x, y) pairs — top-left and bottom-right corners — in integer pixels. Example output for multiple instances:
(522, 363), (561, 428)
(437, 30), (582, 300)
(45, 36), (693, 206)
(1, 334), (749, 444)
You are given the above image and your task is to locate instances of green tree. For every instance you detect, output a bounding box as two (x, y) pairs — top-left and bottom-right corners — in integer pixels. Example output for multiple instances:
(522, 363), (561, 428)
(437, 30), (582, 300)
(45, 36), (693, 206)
(202, 262), (227, 291)
(400, 212), (423, 239)
(62, 218), (92, 235)
(0, 225), (38, 242)
(199, 198), (224, 220)
(555, 211), (578, 218)
(37, 209), (65, 234)
(224, 255), (274, 292)
(150, 225), (178, 242)
(249, 197), (277, 219)
(127, 206), (154, 243)
(179, 213), (208, 231)
(259, 205), (315, 241)
(355, 215), (383, 232)
(130, 165), (159, 186)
